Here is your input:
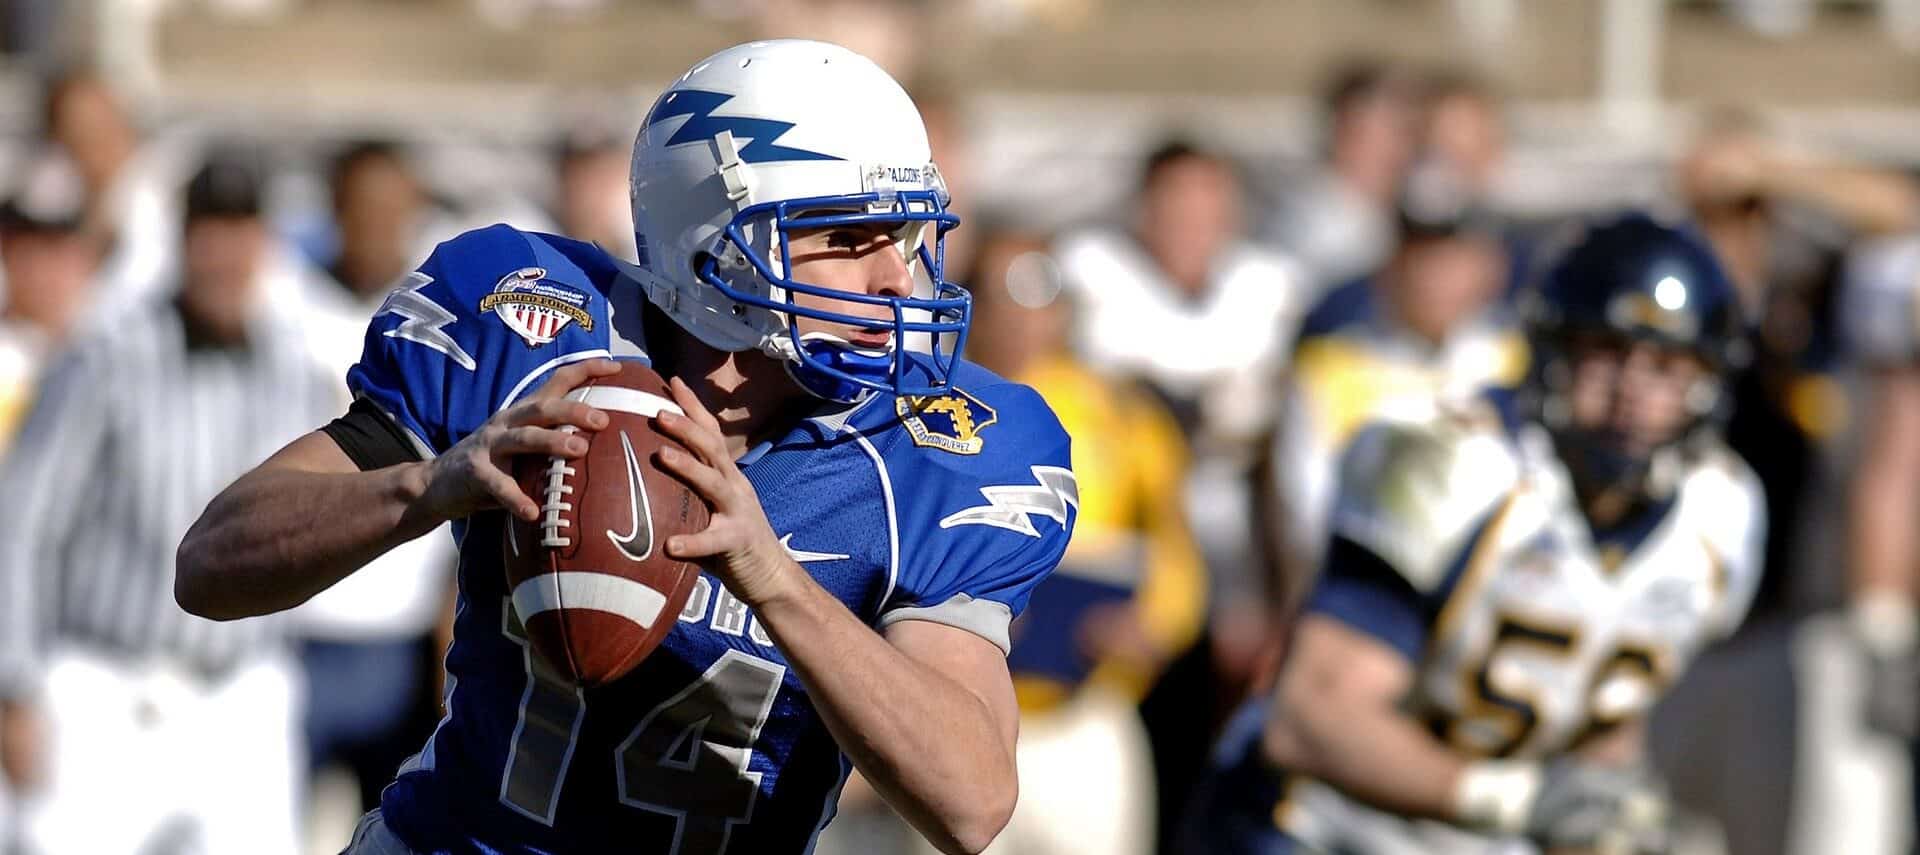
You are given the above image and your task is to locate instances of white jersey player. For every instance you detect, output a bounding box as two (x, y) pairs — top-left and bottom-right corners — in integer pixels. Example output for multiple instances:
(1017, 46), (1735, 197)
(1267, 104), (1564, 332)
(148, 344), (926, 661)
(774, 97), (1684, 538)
(1185, 214), (1766, 855)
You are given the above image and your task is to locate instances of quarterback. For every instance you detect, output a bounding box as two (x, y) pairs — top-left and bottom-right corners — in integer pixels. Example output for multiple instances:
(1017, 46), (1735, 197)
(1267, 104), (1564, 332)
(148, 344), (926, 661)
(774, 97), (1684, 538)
(1186, 215), (1764, 855)
(175, 40), (1076, 855)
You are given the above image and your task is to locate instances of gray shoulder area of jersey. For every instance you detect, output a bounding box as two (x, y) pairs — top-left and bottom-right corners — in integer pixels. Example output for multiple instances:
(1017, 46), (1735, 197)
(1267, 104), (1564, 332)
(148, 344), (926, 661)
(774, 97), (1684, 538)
(1330, 409), (1523, 594)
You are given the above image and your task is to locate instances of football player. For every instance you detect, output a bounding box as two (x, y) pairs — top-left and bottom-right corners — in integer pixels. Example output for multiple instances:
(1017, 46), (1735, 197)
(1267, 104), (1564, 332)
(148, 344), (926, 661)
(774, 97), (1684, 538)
(1840, 230), (1920, 838)
(1185, 214), (1764, 855)
(175, 40), (1076, 855)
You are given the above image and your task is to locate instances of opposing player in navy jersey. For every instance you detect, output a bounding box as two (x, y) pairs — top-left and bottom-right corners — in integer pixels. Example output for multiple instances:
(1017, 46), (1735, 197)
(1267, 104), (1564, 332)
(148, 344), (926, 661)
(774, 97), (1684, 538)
(175, 40), (1077, 855)
(1184, 215), (1765, 855)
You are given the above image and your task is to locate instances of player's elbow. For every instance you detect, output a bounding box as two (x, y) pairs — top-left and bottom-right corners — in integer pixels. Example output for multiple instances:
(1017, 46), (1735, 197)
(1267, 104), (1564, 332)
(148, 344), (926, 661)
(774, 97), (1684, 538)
(931, 782), (1016, 855)
(1264, 673), (1326, 774)
(174, 529), (224, 620)
(174, 520), (246, 622)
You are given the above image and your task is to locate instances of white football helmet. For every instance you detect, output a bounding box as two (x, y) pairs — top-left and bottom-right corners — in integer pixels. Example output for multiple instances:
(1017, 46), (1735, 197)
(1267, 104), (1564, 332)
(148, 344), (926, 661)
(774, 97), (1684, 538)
(626, 39), (965, 402)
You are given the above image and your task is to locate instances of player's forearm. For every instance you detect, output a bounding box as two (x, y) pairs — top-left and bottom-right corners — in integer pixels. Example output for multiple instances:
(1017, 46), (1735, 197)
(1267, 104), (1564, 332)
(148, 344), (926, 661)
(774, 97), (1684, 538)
(749, 573), (1016, 855)
(1768, 161), (1920, 236)
(176, 461), (440, 621)
(1849, 462), (1920, 662)
(1264, 681), (1468, 822)
(1851, 461), (1919, 600)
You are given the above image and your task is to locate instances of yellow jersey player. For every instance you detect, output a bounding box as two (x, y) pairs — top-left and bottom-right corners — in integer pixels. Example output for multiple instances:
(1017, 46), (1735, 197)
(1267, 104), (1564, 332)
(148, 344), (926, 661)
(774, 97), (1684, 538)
(1264, 184), (1523, 611)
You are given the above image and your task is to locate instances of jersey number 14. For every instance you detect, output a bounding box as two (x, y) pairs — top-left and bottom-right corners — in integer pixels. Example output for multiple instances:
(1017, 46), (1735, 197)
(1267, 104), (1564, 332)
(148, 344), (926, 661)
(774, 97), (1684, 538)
(501, 599), (787, 853)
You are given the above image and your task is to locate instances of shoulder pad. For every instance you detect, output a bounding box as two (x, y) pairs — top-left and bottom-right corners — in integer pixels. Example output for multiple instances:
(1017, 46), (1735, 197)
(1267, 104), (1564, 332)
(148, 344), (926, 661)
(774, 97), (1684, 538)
(851, 363), (1076, 544)
(881, 363), (1072, 482)
(857, 367), (1076, 645)
(1329, 407), (1520, 593)
(350, 224), (622, 452)
(1675, 441), (1768, 633)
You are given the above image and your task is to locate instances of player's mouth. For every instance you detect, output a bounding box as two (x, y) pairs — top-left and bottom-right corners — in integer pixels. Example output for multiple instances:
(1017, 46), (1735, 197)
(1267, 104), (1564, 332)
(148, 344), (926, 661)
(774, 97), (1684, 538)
(843, 328), (893, 349)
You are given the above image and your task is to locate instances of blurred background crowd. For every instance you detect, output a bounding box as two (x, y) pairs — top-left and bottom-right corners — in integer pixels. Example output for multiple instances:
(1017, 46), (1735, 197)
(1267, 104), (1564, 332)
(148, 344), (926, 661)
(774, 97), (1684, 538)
(4, 1), (1920, 854)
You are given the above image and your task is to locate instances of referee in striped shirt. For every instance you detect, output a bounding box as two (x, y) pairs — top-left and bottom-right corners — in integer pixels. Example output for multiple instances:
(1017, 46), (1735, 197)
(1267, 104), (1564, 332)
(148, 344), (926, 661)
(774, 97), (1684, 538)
(0, 148), (339, 855)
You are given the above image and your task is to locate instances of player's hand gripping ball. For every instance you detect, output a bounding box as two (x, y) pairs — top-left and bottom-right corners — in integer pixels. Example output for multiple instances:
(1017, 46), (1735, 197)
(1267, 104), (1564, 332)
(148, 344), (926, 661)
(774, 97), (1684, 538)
(502, 361), (708, 687)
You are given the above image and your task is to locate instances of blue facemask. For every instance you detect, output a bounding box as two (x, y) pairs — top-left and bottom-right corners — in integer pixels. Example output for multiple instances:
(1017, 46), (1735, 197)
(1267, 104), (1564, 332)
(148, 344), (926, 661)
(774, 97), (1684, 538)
(696, 188), (970, 402)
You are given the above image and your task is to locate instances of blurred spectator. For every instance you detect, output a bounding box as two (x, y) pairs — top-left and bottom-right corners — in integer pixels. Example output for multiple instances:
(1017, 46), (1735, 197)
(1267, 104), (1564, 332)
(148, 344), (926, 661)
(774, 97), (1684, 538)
(326, 141), (430, 298)
(1261, 168), (1520, 615)
(552, 131), (636, 262)
(1642, 115), (1920, 855)
(0, 148), (337, 855)
(286, 139), (456, 840)
(1409, 69), (1540, 299)
(40, 68), (178, 312)
(1055, 136), (1306, 855)
(909, 79), (978, 285)
(1264, 60), (1420, 291)
(1055, 137), (1307, 451)
(0, 149), (101, 453)
(1680, 112), (1919, 619)
(1804, 231), (1920, 853)
(0, 144), (100, 855)
(1418, 71), (1505, 200)
(958, 227), (1205, 855)
(1824, 220), (1920, 855)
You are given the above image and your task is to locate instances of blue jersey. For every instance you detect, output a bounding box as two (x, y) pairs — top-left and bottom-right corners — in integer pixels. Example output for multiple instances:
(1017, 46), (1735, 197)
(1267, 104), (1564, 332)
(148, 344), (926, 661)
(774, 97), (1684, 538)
(346, 225), (1077, 855)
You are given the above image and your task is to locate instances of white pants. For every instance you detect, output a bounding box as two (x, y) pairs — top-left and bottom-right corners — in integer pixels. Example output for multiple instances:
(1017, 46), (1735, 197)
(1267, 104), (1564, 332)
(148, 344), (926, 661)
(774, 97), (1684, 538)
(1, 776), (13, 853)
(18, 647), (302, 855)
(1786, 616), (1913, 855)
(916, 688), (1154, 855)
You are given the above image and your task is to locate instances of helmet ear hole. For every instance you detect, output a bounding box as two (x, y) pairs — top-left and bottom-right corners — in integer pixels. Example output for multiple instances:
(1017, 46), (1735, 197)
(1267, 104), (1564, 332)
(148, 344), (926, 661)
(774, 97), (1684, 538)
(690, 252), (751, 317)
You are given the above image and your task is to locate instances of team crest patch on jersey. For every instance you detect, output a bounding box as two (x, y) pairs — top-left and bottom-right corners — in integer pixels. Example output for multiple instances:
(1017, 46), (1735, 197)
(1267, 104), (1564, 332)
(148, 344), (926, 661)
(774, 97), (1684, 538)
(477, 267), (595, 348)
(896, 388), (997, 455)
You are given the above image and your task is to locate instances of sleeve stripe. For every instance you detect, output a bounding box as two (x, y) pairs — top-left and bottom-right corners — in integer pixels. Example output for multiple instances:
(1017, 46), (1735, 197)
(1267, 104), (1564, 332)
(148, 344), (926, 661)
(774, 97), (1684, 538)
(877, 593), (1015, 655)
(842, 424), (901, 613)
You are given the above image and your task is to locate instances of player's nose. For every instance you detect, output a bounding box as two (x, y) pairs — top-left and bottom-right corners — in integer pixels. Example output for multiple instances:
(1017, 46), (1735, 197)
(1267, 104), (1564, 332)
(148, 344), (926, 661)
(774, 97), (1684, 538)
(864, 238), (913, 300)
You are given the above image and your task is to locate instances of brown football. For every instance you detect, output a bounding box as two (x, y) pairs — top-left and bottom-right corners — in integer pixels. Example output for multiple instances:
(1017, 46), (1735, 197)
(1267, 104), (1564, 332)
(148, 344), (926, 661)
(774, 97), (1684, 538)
(502, 361), (708, 687)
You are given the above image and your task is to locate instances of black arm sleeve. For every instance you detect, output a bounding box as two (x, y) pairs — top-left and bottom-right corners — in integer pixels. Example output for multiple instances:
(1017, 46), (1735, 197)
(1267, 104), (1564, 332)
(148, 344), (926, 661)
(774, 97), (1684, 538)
(320, 397), (427, 471)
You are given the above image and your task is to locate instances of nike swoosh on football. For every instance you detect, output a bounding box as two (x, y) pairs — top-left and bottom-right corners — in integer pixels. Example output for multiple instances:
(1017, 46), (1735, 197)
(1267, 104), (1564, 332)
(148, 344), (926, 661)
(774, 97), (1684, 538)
(780, 533), (849, 563)
(608, 430), (654, 562)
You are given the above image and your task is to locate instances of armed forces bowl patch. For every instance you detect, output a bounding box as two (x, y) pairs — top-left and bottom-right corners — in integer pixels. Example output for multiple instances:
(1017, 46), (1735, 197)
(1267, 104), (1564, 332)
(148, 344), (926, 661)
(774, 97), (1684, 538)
(896, 388), (997, 455)
(479, 267), (595, 347)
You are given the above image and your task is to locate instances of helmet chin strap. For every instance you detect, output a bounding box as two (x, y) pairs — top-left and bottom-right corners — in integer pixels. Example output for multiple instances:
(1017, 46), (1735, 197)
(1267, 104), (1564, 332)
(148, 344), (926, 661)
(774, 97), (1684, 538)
(775, 331), (893, 404)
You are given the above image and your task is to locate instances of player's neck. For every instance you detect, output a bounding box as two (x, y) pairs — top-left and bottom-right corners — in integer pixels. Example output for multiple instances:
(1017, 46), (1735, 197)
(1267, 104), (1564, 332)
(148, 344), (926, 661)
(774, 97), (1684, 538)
(1579, 485), (1635, 531)
(655, 326), (816, 460)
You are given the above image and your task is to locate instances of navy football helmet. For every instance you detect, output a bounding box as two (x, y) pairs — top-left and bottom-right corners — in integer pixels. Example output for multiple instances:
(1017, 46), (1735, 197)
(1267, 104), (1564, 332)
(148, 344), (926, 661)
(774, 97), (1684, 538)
(1522, 213), (1748, 496)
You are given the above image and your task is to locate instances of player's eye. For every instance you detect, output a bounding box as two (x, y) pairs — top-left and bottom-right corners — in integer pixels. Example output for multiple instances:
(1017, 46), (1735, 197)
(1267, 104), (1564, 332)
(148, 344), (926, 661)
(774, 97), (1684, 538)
(825, 230), (863, 250)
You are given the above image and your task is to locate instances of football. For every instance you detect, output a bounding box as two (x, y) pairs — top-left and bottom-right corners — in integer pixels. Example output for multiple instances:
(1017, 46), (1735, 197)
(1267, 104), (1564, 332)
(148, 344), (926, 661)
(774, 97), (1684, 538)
(502, 360), (708, 687)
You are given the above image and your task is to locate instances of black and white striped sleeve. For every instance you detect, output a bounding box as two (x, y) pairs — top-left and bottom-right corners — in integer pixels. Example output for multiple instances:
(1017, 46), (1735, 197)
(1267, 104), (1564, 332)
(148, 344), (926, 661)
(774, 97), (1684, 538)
(0, 350), (113, 700)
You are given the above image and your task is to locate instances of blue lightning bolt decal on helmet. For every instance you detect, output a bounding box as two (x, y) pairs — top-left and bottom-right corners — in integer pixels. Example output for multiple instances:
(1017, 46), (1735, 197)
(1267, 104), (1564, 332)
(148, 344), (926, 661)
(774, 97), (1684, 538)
(622, 40), (969, 403)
